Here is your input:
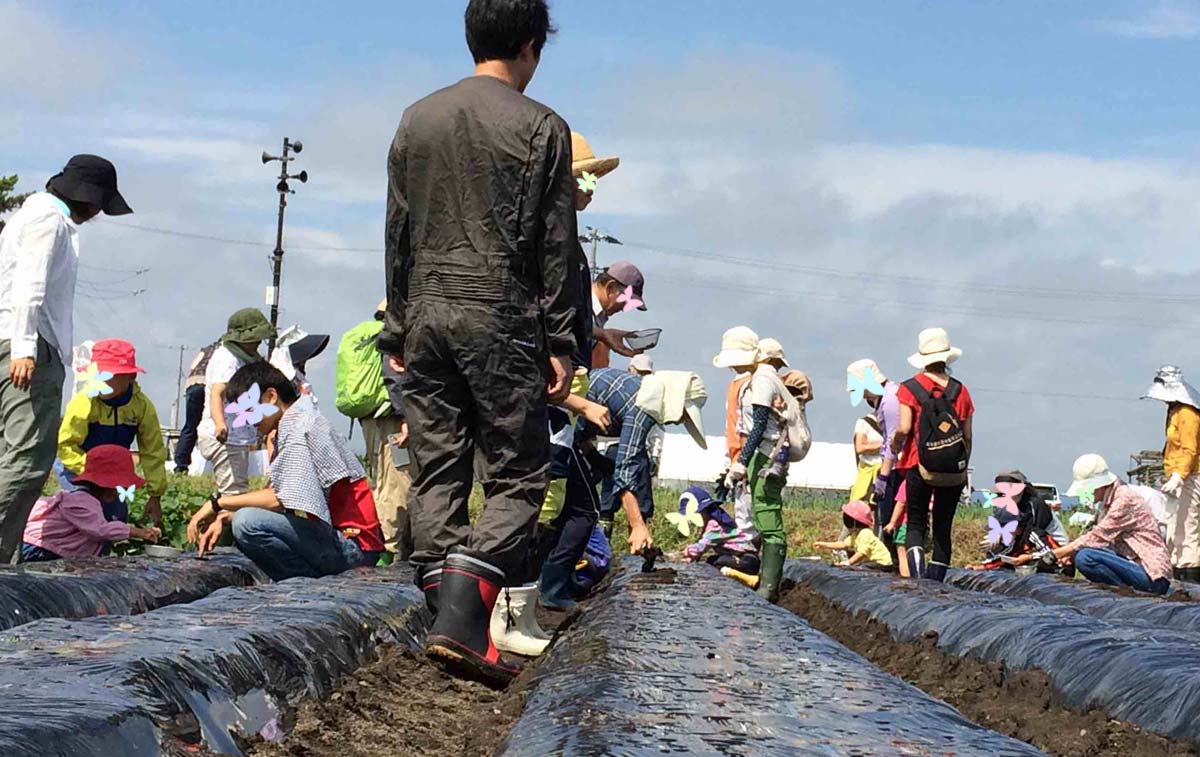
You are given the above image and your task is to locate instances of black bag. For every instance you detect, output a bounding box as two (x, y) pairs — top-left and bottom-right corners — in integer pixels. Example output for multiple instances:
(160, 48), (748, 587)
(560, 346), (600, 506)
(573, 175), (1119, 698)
(903, 378), (969, 485)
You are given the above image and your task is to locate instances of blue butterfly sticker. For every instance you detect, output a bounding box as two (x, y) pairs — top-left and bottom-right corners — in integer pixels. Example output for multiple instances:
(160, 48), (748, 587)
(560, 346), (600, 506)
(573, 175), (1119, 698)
(117, 484), (136, 504)
(80, 362), (114, 399)
(848, 365), (885, 407)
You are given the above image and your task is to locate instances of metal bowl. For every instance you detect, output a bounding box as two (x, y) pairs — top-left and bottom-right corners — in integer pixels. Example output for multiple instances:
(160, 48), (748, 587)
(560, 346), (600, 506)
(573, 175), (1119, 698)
(625, 328), (662, 351)
(143, 544), (182, 559)
(1015, 564), (1037, 577)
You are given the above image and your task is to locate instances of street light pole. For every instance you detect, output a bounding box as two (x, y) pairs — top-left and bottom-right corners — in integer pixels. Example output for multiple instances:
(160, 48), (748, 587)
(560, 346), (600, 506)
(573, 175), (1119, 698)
(261, 138), (308, 354)
(579, 226), (623, 277)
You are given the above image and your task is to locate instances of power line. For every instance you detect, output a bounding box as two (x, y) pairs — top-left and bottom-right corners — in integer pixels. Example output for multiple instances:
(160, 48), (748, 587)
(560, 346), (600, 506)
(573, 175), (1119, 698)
(97, 220), (379, 253)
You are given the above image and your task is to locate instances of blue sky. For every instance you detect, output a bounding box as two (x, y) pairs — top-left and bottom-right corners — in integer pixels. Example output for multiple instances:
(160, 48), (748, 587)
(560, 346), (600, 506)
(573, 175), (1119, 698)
(5, 0), (1200, 487)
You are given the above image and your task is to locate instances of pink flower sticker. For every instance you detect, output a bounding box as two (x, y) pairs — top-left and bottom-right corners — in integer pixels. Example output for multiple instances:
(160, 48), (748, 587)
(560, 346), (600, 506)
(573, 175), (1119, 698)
(993, 482), (1026, 516)
(616, 284), (643, 313)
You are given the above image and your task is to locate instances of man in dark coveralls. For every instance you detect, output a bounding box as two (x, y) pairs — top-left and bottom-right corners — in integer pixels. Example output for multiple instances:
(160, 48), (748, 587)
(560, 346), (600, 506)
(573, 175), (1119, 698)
(378, 0), (576, 685)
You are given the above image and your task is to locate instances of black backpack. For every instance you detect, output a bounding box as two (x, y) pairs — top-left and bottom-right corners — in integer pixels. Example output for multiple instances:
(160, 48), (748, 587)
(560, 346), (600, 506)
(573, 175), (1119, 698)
(903, 377), (969, 485)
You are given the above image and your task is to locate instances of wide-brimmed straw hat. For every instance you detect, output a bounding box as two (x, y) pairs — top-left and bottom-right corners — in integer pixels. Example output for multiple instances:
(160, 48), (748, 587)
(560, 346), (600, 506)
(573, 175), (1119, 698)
(712, 326), (760, 368)
(73, 444), (145, 489)
(1065, 453), (1119, 498)
(571, 132), (620, 179)
(907, 327), (963, 369)
(757, 337), (789, 367)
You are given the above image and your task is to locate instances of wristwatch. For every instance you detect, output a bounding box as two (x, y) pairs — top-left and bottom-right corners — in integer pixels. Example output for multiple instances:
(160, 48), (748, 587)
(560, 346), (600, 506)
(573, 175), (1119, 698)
(209, 492), (222, 512)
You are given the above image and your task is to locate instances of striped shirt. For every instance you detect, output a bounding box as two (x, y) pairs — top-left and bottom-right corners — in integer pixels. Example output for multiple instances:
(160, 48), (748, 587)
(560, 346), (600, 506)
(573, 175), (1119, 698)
(270, 395), (366, 523)
(580, 368), (657, 496)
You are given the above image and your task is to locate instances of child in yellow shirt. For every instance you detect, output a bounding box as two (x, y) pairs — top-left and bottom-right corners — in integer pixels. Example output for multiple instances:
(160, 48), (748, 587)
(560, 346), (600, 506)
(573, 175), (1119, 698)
(814, 500), (894, 570)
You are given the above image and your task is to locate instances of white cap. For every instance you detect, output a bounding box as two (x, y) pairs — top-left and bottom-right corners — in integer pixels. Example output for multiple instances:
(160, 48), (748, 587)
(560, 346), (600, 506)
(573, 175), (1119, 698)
(630, 354), (654, 374)
(757, 337), (789, 367)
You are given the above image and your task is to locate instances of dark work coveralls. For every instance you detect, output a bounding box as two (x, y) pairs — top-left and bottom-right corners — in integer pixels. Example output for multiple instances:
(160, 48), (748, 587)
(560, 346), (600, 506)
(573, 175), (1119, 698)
(378, 75), (578, 581)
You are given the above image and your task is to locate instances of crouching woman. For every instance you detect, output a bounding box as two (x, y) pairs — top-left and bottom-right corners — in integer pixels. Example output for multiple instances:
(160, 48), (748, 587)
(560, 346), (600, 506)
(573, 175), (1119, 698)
(187, 362), (383, 580)
(1053, 454), (1172, 595)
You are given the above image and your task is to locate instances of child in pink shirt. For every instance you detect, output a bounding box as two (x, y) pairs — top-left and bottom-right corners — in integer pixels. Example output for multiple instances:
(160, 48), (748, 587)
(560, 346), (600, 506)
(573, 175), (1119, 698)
(22, 444), (160, 561)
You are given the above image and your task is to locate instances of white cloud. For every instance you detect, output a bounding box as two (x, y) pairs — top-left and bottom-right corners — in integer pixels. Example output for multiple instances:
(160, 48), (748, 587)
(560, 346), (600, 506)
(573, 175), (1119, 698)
(1093, 2), (1200, 39)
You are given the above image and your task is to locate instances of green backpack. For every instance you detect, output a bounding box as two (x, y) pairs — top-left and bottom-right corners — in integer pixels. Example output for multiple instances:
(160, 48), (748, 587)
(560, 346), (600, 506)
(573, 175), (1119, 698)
(334, 320), (389, 419)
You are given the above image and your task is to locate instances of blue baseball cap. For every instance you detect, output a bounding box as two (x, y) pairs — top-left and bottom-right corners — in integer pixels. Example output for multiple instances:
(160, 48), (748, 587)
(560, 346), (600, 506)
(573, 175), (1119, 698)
(679, 485), (720, 515)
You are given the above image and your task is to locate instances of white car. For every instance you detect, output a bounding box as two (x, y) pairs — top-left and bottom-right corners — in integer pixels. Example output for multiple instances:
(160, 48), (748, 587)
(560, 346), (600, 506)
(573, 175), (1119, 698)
(1032, 483), (1062, 511)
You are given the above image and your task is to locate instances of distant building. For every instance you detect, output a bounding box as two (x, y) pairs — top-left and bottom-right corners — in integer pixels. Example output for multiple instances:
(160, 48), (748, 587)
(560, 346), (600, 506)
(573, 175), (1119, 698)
(656, 433), (857, 495)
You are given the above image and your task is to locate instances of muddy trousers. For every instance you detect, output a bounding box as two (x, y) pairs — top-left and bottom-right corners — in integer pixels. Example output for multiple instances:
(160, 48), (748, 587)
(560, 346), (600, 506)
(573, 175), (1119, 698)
(902, 468), (964, 574)
(0, 338), (64, 564)
(1167, 474), (1200, 569)
(400, 301), (550, 582)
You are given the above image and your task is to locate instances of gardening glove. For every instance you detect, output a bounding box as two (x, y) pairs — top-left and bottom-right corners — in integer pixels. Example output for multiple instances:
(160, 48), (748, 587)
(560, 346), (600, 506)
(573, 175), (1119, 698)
(725, 462), (748, 490)
(1163, 472), (1185, 498)
(873, 475), (889, 498)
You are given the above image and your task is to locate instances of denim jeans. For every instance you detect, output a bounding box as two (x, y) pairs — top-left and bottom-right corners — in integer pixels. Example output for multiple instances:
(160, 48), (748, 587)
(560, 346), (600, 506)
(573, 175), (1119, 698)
(231, 507), (377, 582)
(174, 384), (206, 469)
(1075, 547), (1170, 595)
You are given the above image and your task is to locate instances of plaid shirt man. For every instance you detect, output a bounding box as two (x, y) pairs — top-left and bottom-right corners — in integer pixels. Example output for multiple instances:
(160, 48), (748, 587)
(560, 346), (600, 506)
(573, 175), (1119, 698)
(577, 368), (657, 501)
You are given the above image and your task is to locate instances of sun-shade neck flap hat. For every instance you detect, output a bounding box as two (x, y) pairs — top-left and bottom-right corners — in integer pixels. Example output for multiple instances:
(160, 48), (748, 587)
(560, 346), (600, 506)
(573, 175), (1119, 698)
(223, 308), (275, 343)
(1142, 365), (1200, 410)
(908, 327), (963, 369)
(782, 370), (813, 406)
(1065, 453), (1119, 498)
(630, 353), (654, 373)
(46, 155), (132, 216)
(90, 339), (145, 375)
(842, 500), (874, 528)
(72, 444), (145, 489)
(571, 132), (620, 179)
(635, 370), (708, 449)
(847, 358), (887, 387)
(712, 326), (760, 368)
(757, 338), (788, 367)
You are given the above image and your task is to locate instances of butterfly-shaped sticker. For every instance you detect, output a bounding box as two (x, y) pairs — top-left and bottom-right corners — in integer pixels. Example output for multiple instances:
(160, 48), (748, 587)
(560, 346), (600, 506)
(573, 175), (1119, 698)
(666, 492), (705, 537)
(79, 362), (114, 399)
(847, 366), (885, 407)
(616, 284), (643, 313)
(993, 482), (1025, 516)
(224, 383), (280, 429)
(577, 171), (598, 193)
(117, 484), (136, 504)
(987, 516), (1019, 547)
(1077, 489), (1096, 509)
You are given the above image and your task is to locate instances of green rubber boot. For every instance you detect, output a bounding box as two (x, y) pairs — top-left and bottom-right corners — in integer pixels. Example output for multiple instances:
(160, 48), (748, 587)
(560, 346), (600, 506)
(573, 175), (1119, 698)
(756, 542), (787, 603)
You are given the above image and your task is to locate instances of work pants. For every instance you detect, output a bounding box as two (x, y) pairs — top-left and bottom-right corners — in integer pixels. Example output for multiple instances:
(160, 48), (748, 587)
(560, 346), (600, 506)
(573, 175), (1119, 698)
(543, 446), (602, 573)
(196, 434), (251, 495)
(400, 300), (549, 582)
(360, 414), (413, 558)
(902, 468), (964, 570)
(1167, 473), (1200, 569)
(0, 338), (64, 564)
(748, 451), (787, 546)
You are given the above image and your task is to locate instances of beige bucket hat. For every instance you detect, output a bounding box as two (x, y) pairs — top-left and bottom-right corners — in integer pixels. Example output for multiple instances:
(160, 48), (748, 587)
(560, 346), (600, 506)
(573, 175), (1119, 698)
(571, 132), (620, 179)
(712, 326), (760, 368)
(1065, 453), (1119, 498)
(757, 337), (789, 367)
(908, 327), (963, 369)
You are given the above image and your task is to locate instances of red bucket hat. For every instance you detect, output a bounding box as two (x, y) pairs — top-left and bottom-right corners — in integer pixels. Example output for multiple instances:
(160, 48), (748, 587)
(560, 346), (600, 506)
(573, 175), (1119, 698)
(90, 339), (145, 375)
(73, 445), (145, 489)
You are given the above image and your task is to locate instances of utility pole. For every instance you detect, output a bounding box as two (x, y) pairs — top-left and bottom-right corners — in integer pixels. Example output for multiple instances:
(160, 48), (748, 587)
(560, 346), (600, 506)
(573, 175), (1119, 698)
(579, 226), (623, 277)
(172, 344), (186, 430)
(261, 138), (308, 353)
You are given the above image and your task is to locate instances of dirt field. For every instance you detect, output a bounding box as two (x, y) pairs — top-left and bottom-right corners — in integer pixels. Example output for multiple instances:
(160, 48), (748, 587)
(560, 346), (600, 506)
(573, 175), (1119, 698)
(778, 581), (1195, 757)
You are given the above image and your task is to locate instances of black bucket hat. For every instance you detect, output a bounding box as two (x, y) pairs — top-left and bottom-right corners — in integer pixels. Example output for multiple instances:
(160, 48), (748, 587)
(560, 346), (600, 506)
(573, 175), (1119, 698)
(45, 155), (132, 216)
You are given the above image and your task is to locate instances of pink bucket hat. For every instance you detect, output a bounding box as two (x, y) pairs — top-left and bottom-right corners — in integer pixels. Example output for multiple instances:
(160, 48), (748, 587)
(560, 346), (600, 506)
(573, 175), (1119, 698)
(842, 500), (874, 528)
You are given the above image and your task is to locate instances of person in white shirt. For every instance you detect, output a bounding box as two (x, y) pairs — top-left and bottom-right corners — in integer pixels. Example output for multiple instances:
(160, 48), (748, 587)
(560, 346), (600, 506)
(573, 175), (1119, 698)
(0, 155), (132, 563)
(196, 308), (275, 496)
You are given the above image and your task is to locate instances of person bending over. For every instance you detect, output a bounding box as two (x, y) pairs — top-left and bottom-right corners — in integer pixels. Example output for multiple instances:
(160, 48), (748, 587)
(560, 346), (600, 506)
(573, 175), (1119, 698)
(187, 362), (383, 580)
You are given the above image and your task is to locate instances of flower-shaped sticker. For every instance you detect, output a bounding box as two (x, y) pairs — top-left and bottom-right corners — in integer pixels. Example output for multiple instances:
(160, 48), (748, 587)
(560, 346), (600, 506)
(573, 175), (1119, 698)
(224, 383), (280, 429)
(616, 284), (643, 313)
(987, 516), (1018, 547)
(847, 366), (885, 407)
(79, 362), (114, 399)
(993, 482), (1025, 516)
(666, 494), (705, 537)
(577, 171), (598, 193)
(117, 484), (136, 504)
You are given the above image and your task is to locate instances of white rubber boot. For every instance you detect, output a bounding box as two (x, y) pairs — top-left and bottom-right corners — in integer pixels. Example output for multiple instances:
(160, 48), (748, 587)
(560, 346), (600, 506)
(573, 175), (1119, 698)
(490, 583), (551, 657)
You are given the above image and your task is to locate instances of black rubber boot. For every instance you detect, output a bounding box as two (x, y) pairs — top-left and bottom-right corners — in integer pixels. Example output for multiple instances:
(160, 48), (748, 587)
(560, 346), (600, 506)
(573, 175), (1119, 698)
(415, 561), (443, 617)
(1184, 567), (1200, 583)
(926, 561), (948, 583)
(756, 542), (787, 602)
(425, 549), (523, 688)
(906, 547), (926, 579)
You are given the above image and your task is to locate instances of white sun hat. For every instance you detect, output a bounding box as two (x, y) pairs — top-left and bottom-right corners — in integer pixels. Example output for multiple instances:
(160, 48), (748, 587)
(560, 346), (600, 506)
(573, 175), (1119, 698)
(629, 354), (654, 374)
(757, 337), (789, 367)
(1142, 365), (1200, 410)
(907, 327), (963, 369)
(712, 326), (760, 368)
(635, 370), (708, 449)
(847, 358), (887, 387)
(1065, 453), (1119, 498)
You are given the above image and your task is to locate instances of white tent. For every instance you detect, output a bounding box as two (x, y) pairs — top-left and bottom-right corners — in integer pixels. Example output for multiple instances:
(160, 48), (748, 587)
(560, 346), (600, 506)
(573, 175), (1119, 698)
(656, 433), (857, 491)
